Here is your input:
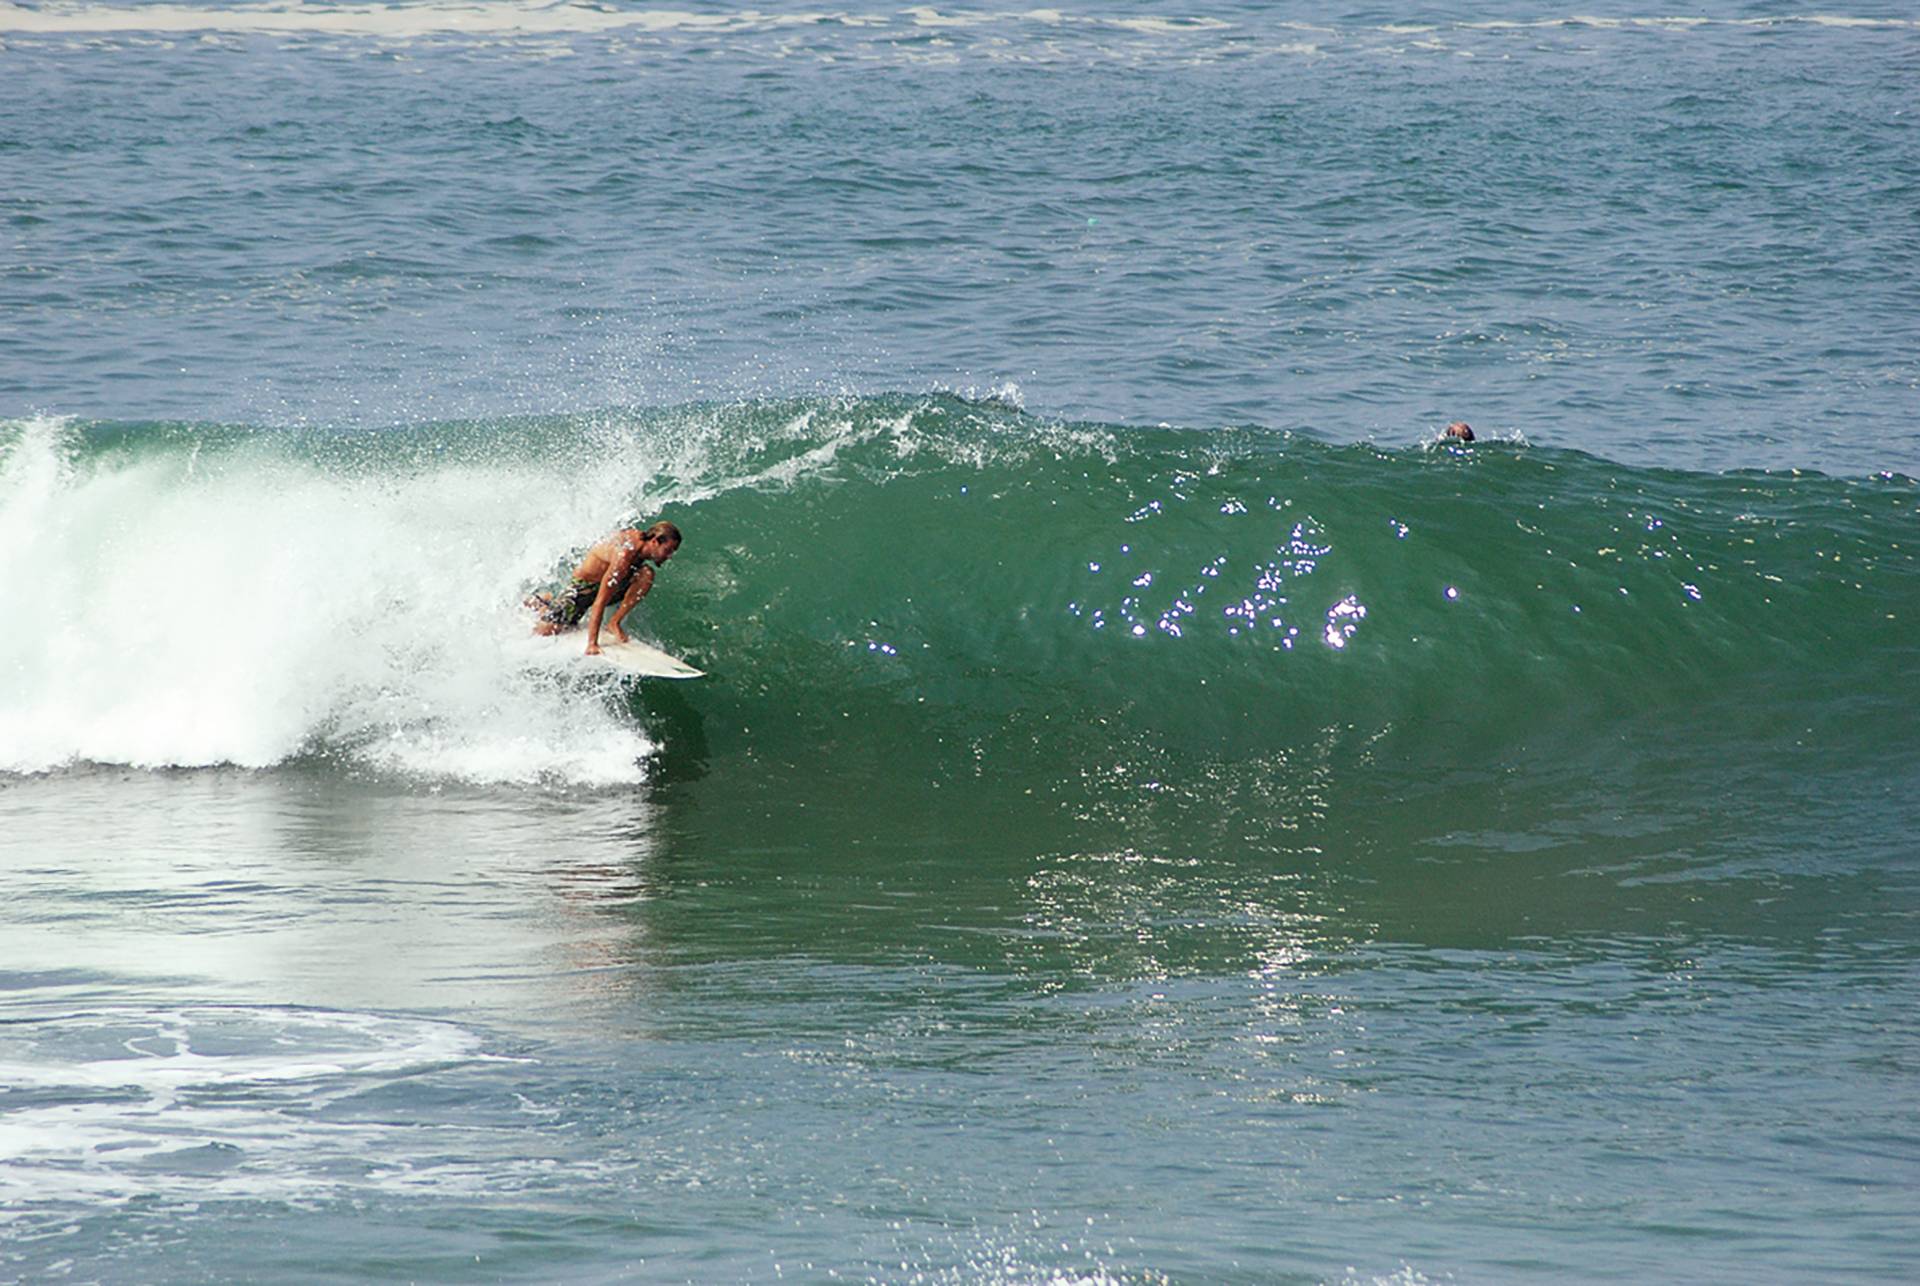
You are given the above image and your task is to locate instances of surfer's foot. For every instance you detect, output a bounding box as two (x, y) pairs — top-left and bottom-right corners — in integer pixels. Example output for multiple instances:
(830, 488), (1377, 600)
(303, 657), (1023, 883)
(525, 591), (561, 635)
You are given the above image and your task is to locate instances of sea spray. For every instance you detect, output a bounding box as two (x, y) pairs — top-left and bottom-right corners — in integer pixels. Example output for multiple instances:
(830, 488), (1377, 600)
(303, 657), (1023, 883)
(0, 415), (658, 781)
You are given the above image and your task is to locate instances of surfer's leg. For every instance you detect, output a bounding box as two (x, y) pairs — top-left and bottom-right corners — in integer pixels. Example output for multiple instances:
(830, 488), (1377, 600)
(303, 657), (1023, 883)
(555, 579), (598, 629)
(525, 590), (566, 635)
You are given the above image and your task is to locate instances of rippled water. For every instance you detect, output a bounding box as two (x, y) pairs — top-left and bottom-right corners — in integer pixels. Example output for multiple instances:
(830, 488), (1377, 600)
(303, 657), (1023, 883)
(4, 4), (1919, 1282)
(6, 3), (1918, 472)
(7, 757), (1913, 1281)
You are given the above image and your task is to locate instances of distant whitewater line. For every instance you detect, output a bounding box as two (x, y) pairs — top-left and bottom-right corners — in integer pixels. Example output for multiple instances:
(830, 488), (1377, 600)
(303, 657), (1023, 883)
(0, 3), (1909, 39)
(0, 3), (1227, 37)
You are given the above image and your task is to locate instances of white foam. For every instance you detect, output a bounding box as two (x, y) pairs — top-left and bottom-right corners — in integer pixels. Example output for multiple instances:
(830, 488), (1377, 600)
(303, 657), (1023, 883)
(0, 2), (1255, 41)
(0, 416), (658, 784)
(1101, 15), (1231, 36)
(0, 1006), (505, 1213)
(0, 2), (808, 38)
(1459, 14), (1915, 30)
(903, 6), (994, 29)
(4, 4), (1906, 42)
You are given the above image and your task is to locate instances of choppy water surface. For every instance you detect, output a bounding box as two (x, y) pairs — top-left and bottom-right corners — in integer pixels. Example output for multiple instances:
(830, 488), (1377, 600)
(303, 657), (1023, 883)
(5, 2), (1919, 473)
(4, 4), (1919, 1282)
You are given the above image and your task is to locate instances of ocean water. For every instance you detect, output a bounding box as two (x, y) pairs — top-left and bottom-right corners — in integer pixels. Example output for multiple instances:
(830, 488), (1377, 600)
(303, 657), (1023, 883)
(3, 4), (1918, 1282)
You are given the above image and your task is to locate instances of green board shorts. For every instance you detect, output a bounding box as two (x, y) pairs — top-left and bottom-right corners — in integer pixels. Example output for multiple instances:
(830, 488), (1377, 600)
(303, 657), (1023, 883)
(540, 578), (599, 630)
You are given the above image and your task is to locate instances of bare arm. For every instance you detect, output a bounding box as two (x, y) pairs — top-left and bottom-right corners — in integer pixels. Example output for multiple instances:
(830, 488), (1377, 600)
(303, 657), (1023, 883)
(583, 546), (642, 655)
(606, 563), (656, 642)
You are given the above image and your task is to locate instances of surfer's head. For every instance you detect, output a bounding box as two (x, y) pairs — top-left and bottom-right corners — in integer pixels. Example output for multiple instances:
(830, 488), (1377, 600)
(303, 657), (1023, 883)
(642, 521), (682, 562)
(1444, 421), (1475, 443)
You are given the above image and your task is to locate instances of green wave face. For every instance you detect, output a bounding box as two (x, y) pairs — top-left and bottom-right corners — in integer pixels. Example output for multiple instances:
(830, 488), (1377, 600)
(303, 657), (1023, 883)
(636, 397), (1918, 765)
(5, 398), (1916, 816)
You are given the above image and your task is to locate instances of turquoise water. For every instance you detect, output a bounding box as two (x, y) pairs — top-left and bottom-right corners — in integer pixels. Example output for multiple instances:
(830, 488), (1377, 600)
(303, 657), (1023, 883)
(4, 5), (1919, 1282)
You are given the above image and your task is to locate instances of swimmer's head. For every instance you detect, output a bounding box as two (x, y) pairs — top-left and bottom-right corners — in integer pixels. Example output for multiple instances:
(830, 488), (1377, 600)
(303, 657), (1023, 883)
(1444, 421), (1475, 443)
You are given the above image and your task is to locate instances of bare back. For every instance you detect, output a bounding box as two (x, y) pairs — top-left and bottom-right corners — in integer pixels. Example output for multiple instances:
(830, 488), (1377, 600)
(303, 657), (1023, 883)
(571, 529), (646, 597)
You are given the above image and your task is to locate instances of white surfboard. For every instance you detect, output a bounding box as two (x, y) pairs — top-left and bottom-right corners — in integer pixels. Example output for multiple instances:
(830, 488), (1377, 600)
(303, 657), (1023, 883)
(525, 633), (705, 679)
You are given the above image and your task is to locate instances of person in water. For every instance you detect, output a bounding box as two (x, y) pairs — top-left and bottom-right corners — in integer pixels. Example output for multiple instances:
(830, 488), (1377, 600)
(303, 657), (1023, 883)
(528, 521), (681, 655)
(1443, 421), (1475, 442)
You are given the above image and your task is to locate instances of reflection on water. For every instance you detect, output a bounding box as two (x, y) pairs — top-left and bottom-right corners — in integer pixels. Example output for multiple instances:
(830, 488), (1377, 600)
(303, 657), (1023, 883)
(2, 721), (1916, 1282)
(0, 767), (668, 1021)
(0, 767), (687, 1239)
(1019, 849), (1343, 988)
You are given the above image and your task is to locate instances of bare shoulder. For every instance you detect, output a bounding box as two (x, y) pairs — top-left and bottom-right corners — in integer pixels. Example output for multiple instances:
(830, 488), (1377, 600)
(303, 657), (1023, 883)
(586, 530), (639, 558)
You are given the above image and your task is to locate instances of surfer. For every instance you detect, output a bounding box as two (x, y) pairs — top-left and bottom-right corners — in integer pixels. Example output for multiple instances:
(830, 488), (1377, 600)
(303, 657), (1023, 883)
(528, 521), (681, 655)
(1443, 421), (1475, 443)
